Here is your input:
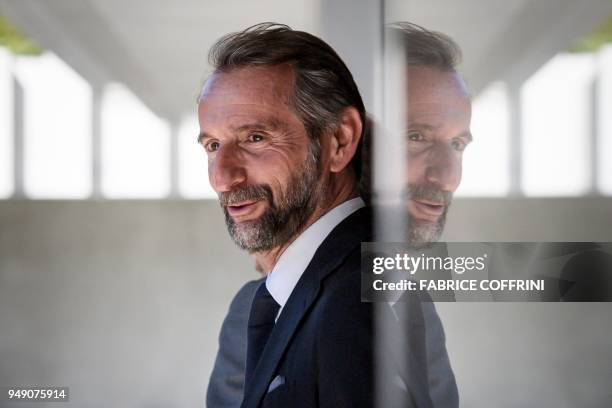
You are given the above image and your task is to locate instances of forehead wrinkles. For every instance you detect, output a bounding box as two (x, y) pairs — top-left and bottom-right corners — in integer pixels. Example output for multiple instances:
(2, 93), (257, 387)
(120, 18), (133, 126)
(202, 66), (295, 106)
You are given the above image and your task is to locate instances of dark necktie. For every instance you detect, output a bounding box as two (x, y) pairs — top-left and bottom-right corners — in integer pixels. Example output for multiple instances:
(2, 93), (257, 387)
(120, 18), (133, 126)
(245, 282), (280, 385)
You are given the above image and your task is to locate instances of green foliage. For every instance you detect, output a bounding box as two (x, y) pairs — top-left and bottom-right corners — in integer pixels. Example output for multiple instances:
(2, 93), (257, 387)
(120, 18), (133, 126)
(0, 14), (42, 55)
(570, 14), (612, 53)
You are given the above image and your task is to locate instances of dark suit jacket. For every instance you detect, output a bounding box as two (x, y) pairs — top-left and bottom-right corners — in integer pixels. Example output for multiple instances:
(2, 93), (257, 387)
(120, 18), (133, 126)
(240, 207), (434, 408)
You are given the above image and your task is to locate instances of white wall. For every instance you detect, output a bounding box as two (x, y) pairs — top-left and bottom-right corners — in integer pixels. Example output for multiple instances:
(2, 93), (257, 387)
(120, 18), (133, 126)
(0, 200), (253, 407)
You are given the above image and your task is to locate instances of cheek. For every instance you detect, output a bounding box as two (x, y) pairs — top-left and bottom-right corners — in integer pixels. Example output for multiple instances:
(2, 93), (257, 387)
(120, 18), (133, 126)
(405, 153), (427, 184)
(258, 145), (309, 176)
(207, 153), (228, 183)
(247, 155), (296, 195)
(206, 157), (214, 183)
(446, 152), (463, 182)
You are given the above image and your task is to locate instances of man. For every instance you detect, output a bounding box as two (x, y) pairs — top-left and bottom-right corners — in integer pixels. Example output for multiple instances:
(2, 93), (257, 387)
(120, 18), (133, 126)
(397, 23), (471, 249)
(199, 23), (374, 407)
(206, 23), (472, 408)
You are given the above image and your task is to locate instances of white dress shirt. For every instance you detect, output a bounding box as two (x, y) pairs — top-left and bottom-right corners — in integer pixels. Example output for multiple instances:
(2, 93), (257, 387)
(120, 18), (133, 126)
(266, 197), (365, 319)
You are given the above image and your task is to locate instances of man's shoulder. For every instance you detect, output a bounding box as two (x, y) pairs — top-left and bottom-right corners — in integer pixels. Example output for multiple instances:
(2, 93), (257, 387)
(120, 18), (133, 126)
(227, 277), (264, 315)
(292, 205), (372, 335)
(207, 278), (264, 408)
(315, 244), (371, 322)
(235, 278), (264, 300)
(307, 205), (371, 280)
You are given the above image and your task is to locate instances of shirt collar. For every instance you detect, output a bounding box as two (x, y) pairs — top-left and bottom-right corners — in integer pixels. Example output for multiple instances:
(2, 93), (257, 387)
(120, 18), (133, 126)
(266, 197), (365, 308)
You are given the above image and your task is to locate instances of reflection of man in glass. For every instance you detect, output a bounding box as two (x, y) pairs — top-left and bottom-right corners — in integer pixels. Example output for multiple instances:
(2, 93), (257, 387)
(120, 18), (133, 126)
(393, 23), (471, 407)
(397, 23), (472, 248)
(207, 23), (472, 408)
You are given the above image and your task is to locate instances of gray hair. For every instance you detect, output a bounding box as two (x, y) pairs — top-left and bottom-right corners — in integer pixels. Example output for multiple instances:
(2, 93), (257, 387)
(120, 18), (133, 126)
(392, 22), (462, 71)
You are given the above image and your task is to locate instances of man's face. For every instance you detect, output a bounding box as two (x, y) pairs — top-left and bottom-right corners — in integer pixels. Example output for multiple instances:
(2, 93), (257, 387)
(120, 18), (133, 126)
(405, 66), (472, 247)
(197, 65), (321, 252)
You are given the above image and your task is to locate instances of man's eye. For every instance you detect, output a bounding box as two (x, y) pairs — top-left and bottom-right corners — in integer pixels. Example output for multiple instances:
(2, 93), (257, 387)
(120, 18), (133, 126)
(205, 141), (220, 152)
(248, 133), (264, 143)
(407, 132), (423, 142)
(451, 139), (466, 152)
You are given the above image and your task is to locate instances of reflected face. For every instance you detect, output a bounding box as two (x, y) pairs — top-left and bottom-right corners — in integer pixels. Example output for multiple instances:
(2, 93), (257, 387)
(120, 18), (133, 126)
(405, 66), (472, 247)
(197, 65), (321, 252)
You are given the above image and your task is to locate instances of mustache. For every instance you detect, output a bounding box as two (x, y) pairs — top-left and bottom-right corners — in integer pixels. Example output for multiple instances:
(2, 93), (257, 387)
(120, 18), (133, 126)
(404, 184), (453, 205)
(218, 184), (273, 207)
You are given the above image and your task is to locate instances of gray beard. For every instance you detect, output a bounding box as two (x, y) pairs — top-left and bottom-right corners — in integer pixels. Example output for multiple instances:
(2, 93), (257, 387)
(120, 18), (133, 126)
(404, 183), (452, 248)
(406, 208), (448, 248)
(220, 147), (321, 253)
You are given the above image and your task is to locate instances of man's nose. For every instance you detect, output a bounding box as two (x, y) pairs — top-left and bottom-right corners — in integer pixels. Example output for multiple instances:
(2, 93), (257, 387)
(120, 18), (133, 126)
(209, 144), (247, 192)
(424, 145), (461, 193)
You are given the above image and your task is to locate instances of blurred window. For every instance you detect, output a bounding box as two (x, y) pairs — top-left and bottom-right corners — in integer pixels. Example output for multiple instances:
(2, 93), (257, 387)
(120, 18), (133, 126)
(178, 115), (216, 199)
(16, 52), (92, 199)
(521, 53), (594, 196)
(101, 83), (170, 198)
(0, 48), (13, 198)
(456, 81), (509, 197)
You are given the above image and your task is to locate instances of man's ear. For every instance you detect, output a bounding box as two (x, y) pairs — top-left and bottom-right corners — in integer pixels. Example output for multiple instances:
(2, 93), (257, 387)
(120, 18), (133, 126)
(329, 106), (363, 174)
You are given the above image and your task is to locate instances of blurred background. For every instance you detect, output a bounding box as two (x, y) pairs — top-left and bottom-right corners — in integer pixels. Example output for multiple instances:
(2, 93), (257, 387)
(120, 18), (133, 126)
(0, 0), (611, 407)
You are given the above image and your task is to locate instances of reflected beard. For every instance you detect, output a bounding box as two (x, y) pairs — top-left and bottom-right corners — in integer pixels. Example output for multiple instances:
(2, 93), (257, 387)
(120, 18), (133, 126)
(220, 152), (320, 253)
(404, 183), (452, 248)
(406, 210), (448, 248)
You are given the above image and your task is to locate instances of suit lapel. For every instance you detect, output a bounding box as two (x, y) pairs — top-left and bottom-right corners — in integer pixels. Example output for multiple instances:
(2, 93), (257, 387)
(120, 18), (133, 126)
(241, 207), (371, 408)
